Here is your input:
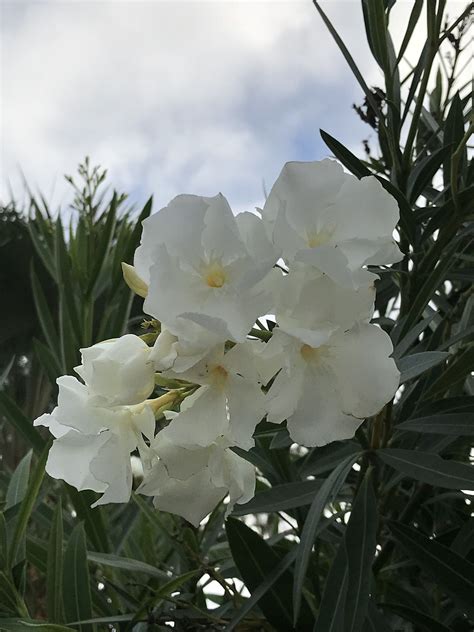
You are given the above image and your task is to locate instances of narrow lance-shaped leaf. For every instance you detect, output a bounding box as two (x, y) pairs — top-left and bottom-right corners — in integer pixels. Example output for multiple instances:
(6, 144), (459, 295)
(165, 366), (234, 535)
(47, 499), (64, 623)
(380, 602), (455, 632)
(344, 471), (378, 632)
(388, 521), (474, 617)
(293, 453), (359, 625)
(5, 451), (32, 510)
(397, 351), (449, 384)
(8, 443), (49, 568)
(378, 448), (474, 490)
(233, 479), (324, 515)
(397, 413), (474, 435)
(62, 523), (93, 632)
(226, 518), (313, 632)
(313, 542), (348, 632)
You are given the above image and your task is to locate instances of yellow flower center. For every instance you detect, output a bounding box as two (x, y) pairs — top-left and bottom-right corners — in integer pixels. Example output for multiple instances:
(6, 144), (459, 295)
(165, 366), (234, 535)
(300, 344), (328, 364)
(204, 261), (227, 288)
(210, 364), (229, 389)
(306, 227), (334, 249)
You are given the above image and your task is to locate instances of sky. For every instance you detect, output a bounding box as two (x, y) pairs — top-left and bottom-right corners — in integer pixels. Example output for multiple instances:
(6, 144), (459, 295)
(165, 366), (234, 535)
(0, 0), (469, 214)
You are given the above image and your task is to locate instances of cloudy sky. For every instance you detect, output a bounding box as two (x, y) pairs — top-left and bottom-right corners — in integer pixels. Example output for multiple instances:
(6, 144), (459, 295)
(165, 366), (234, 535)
(0, 0), (468, 213)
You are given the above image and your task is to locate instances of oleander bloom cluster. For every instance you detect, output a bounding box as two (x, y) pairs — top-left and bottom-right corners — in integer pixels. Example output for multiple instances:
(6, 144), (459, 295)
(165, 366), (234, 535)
(35, 159), (402, 526)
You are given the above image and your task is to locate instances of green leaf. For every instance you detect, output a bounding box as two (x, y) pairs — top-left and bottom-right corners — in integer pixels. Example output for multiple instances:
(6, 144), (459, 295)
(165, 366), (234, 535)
(380, 603), (454, 632)
(233, 480), (324, 515)
(397, 413), (474, 435)
(66, 615), (133, 626)
(397, 351), (449, 383)
(154, 569), (200, 599)
(407, 146), (452, 203)
(399, 240), (458, 339)
(224, 549), (298, 632)
(293, 454), (358, 625)
(362, 0), (390, 73)
(0, 513), (7, 571)
(54, 217), (82, 352)
(320, 130), (370, 178)
(30, 265), (60, 355)
(226, 518), (309, 632)
(0, 620), (75, 632)
(424, 347), (474, 397)
(395, 0), (423, 64)
(65, 488), (110, 554)
(313, 543), (347, 632)
(0, 619), (75, 632)
(8, 443), (48, 568)
(87, 194), (117, 297)
(0, 393), (45, 455)
(392, 314), (435, 359)
(388, 522), (474, 617)
(87, 551), (169, 580)
(32, 340), (62, 386)
(451, 517), (474, 556)
(377, 448), (474, 490)
(364, 600), (393, 632)
(0, 571), (29, 617)
(299, 441), (360, 477)
(47, 500), (63, 623)
(62, 524), (93, 632)
(344, 472), (378, 632)
(5, 451), (32, 510)
(312, 2), (385, 127)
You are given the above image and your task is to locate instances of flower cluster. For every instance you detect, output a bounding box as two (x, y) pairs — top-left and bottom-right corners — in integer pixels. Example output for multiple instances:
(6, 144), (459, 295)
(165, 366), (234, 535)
(36, 159), (401, 526)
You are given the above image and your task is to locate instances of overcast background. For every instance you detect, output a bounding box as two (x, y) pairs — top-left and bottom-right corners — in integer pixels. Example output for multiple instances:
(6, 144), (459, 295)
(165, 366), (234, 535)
(0, 0), (467, 213)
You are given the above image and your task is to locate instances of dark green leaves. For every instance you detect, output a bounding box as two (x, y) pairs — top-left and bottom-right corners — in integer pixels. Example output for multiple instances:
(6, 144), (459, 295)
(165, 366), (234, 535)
(233, 479), (323, 515)
(226, 519), (308, 631)
(293, 454), (358, 624)
(397, 413), (474, 435)
(47, 501), (64, 622)
(377, 449), (474, 489)
(344, 473), (378, 632)
(62, 524), (93, 632)
(388, 522), (474, 617)
(397, 351), (449, 384)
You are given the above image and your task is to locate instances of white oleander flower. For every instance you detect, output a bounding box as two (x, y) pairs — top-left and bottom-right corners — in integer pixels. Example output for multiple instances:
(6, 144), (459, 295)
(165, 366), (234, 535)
(273, 265), (376, 348)
(34, 375), (158, 506)
(151, 323), (223, 374)
(158, 341), (269, 450)
(261, 159), (402, 287)
(75, 334), (155, 407)
(138, 434), (255, 527)
(264, 324), (400, 447)
(133, 194), (280, 342)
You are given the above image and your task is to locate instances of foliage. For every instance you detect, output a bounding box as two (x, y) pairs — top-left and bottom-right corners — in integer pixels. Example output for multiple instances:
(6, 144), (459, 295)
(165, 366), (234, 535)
(0, 1), (473, 630)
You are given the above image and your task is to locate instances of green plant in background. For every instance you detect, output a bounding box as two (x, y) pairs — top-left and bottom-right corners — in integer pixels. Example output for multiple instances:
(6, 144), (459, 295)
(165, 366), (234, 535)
(0, 1), (473, 631)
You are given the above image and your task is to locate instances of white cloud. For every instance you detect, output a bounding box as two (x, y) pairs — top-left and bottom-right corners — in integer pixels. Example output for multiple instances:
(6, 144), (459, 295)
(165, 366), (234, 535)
(0, 0), (468, 212)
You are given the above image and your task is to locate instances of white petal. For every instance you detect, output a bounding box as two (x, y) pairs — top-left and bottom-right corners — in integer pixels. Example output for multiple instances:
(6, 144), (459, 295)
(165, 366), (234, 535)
(133, 194), (210, 282)
(90, 432), (134, 507)
(161, 386), (228, 448)
(45, 430), (109, 493)
(329, 323), (400, 419)
(263, 159), (345, 228)
(76, 335), (155, 407)
(332, 175), (400, 246)
(265, 363), (305, 425)
(154, 468), (227, 527)
(54, 376), (114, 434)
(236, 211), (281, 267)
(276, 267), (375, 342)
(226, 376), (265, 449)
(201, 194), (247, 263)
(286, 369), (362, 447)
